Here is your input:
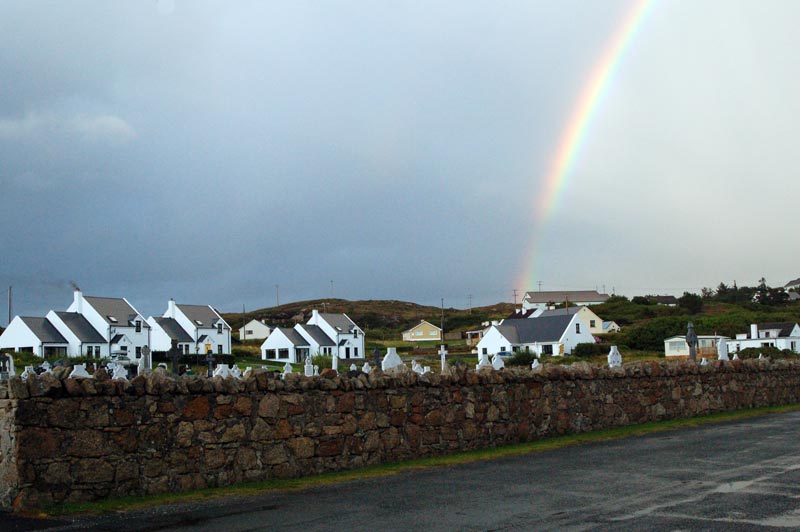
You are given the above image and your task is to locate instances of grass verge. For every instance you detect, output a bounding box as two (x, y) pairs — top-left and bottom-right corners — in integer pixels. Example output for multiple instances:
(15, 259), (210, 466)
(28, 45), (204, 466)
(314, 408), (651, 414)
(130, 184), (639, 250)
(45, 403), (800, 517)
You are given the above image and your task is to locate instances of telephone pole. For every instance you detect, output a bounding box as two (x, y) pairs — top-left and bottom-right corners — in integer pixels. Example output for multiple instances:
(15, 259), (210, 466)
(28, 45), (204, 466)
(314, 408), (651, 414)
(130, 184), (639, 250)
(7, 286), (11, 327)
(538, 281), (543, 292)
(275, 284), (280, 307)
(513, 289), (518, 307)
(468, 294), (472, 314)
(440, 298), (444, 342)
(330, 280), (334, 299)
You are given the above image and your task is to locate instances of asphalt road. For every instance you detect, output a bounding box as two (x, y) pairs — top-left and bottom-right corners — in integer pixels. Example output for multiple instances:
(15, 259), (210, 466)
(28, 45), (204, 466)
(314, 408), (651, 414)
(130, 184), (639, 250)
(6, 411), (800, 532)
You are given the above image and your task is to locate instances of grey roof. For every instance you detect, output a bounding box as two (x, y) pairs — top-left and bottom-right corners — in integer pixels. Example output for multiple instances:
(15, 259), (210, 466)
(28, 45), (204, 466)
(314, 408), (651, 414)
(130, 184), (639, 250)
(651, 295), (678, 305)
(319, 313), (357, 333)
(496, 315), (574, 344)
(110, 333), (125, 344)
(757, 322), (798, 338)
(539, 307), (583, 317)
(297, 324), (335, 346)
(523, 291), (609, 305)
(277, 327), (309, 347)
(505, 309), (536, 319)
(784, 278), (800, 287)
(20, 317), (67, 344)
(54, 312), (105, 343)
(84, 296), (148, 328)
(154, 317), (193, 343)
(177, 304), (228, 329)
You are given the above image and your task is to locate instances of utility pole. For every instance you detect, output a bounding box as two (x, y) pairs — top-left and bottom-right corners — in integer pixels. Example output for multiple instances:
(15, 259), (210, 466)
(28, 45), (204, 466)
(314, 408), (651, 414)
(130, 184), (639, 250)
(538, 281), (543, 292)
(7, 286), (11, 327)
(330, 280), (334, 299)
(275, 284), (280, 307)
(513, 289), (518, 307)
(242, 304), (246, 341)
(440, 298), (444, 343)
(468, 294), (472, 314)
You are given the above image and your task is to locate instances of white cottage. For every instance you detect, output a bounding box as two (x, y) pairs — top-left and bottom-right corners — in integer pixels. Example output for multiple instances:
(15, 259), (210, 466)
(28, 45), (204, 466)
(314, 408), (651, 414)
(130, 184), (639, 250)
(239, 319), (271, 341)
(476, 314), (594, 357)
(47, 310), (107, 358)
(727, 323), (800, 354)
(261, 310), (365, 363)
(162, 299), (231, 355)
(261, 327), (310, 363)
(0, 316), (69, 358)
(147, 317), (195, 354)
(521, 290), (609, 313)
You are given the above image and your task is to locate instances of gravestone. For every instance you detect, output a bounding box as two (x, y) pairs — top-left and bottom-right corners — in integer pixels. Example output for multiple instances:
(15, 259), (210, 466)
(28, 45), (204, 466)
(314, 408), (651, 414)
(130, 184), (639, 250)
(40, 360), (52, 374)
(362, 362), (372, 374)
(229, 365), (242, 379)
(205, 352), (215, 378)
(168, 340), (181, 375)
(607, 346), (622, 368)
(69, 364), (92, 379)
(700, 357), (708, 366)
(304, 357), (314, 377)
(20, 366), (36, 380)
(686, 322), (699, 362)
(213, 364), (231, 378)
(717, 338), (729, 361)
(476, 352), (492, 370)
(350, 363), (358, 372)
(439, 345), (449, 374)
(331, 354), (339, 373)
(758, 353), (764, 360)
(0, 353), (15, 381)
(732, 353), (740, 360)
(313, 365), (319, 376)
(491, 354), (505, 370)
(282, 362), (293, 377)
(381, 347), (404, 371)
(111, 364), (128, 381)
(411, 360), (423, 375)
(243, 367), (253, 379)
(372, 346), (381, 368)
(531, 359), (540, 370)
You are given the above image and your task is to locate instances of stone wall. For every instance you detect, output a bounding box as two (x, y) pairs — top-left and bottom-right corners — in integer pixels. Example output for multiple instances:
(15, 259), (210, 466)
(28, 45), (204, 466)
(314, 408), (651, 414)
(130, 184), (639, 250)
(3, 359), (800, 510)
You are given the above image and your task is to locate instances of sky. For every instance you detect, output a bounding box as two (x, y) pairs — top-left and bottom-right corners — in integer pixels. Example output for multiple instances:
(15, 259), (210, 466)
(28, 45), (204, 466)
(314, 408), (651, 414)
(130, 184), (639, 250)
(2, 0), (800, 320)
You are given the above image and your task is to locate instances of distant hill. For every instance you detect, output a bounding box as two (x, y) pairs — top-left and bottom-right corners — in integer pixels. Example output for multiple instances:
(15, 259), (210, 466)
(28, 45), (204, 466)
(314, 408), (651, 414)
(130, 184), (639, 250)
(221, 299), (515, 340)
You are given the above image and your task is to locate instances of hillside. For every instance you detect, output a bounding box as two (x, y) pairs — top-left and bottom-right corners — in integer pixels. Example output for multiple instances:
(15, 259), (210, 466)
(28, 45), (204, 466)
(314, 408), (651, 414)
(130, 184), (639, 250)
(222, 299), (515, 341)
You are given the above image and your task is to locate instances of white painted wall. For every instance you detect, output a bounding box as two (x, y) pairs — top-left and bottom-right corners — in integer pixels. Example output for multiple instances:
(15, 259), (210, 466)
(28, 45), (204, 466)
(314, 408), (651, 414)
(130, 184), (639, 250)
(475, 327), (514, 356)
(261, 329), (304, 363)
(0, 317), (47, 356)
(307, 310), (365, 359)
(239, 320), (271, 341)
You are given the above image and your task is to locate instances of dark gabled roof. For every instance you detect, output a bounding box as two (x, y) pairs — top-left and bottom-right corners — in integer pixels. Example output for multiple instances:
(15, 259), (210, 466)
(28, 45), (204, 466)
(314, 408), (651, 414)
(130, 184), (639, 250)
(538, 307), (584, 317)
(297, 324), (335, 346)
(276, 327), (309, 347)
(319, 313), (356, 333)
(757, 322), (798, 338)
(177, 304), (228, 329)
(84, 296), (148, 328)
(496, 315), (574, 344)
(784, 278), (800, 287)
(19, 317), (67, 344)
(110, 333), (125, 344)
(154, 317), (193, 343)
(54, 312), (104, 343)
(523, 291), (609, 304)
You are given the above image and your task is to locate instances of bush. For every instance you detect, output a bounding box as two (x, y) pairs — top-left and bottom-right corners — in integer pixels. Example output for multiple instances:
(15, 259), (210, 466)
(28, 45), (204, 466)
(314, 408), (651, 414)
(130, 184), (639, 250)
(506, 351), (536, 366)
(571, 343), (611, 357)
(311, 354), (332, 369)
(737, 346), (795, 360)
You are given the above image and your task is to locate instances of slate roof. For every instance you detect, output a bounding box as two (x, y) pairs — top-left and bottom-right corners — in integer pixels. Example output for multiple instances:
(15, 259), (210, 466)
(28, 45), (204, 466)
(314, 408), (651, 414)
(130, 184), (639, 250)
(784, 278), (800, 287)
(84, 296), (148, 327)
(297, 324), (335, 346)
(276, 327), (309, 347)
(153, 317), (193, 343)
(523, 291), (609, 304)
(20, 317), (67, 344)
(54, 312), (105, 343)
(538, 307), (583, 317)
(505, 309), (536, 319)
(496, 315), (574, 344)
(651, 295), (678, 305)
(177, 304), (227, 329)
(319, 313), (357, 333)
(110, 333), (125, 344)
(757, 322), (798, 338)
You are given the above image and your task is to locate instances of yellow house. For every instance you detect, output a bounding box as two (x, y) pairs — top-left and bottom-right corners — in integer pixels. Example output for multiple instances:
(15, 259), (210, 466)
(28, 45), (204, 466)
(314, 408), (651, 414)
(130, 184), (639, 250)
(402, 320), (442, 342)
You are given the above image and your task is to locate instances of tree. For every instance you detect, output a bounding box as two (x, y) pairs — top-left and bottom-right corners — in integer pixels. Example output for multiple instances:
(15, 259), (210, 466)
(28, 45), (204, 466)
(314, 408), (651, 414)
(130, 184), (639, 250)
(701, 287), (715, 300)
(631, 296), (651, 305)
(678, 292), (703, 314)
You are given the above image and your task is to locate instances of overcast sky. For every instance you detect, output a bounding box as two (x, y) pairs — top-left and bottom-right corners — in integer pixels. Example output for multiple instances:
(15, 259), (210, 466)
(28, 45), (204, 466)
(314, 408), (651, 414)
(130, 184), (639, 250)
(2, 0), (800, 320)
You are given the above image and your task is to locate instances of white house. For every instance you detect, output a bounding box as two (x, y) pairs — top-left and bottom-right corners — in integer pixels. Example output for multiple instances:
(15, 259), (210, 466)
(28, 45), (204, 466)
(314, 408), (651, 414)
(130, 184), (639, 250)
(401, 320), (442, 342)
(536, 306), (605, 336)
(521, 290), (609, 312)
(147, 317), (195, 354)
(664, 335), (729, 358)
(727, 323), (800, 353)
(0, 316), (69, 358)
(261, 310), (364, 363)
(261, 327), (310, 363)
(602, 321), (621, 334)
(162, 299), (231, 355)
(47, 311), (107, 358)
(65, 290), (151, 361)
(476, 314), (594, 357)
(784, 278), (800, 292)
(239, 319), (271, 341)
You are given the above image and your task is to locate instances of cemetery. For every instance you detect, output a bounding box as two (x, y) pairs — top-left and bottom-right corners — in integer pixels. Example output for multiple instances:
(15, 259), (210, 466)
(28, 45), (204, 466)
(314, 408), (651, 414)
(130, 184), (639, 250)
(2, 348), (800, 511)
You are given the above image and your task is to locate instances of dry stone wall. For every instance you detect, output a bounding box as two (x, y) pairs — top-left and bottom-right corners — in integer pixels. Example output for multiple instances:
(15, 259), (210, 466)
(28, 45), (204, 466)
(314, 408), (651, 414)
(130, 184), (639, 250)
(3, 358), (800, 510)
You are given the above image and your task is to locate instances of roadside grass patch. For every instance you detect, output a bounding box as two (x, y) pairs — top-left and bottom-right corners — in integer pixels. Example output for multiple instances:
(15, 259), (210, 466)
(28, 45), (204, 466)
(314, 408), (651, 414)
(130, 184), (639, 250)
(46, 403), (800, 517)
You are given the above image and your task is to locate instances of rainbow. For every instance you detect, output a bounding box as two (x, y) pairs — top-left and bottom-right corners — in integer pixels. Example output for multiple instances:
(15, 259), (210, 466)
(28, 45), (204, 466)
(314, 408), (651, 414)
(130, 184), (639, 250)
(516, 0), (655, 292)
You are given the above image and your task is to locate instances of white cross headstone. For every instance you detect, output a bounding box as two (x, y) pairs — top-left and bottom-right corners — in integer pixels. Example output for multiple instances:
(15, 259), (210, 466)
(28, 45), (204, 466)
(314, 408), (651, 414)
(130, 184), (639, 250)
(476, 352), (492, 370)
(607, 346), (622, 368)
(282, 362), (293, 378)
(243, 367), (253, 379)
(423, 366), (431, 374)
(40, 360), (52, 374)
(732, 353), (740, 360)
(411, 360), (424, 375)
(332, 354), (339, 373)
(313, 365), (319, 376)
(20, 366), (36, 380)
(758, 353), (764, 360)
(439, 345), (448, 373)
(717, 338), (729, 361)
(304, 357), (314, 377)
(111, 364), (128, 381)
(381, 347), (404, 371)
(362, 362), (372, 374)
(69, 364), (92, 379)
(229, 365), (242, 379)
(531, 359), (540, 370)
(491, 354), (505, 370)
(350, 363), (358, 372)
(700, 357), (708, 366)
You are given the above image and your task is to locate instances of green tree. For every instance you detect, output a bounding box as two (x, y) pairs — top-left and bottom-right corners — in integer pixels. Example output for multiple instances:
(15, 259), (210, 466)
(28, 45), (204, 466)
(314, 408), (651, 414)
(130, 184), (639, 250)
(678, 292), (703, 314)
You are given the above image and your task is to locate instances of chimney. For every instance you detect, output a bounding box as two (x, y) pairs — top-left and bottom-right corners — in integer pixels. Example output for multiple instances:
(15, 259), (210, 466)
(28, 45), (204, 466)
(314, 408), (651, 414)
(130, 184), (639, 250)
(74, 289), (83, 313)
(750, 324), (758, 339)
(311, 309), (319, 323)
(168, 298), (176, 318)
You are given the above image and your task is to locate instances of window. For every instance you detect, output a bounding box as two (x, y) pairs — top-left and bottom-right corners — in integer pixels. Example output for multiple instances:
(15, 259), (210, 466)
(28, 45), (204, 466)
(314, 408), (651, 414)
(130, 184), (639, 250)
(345, 347), (351, 359)
(429, 330), (436, 336)
(94, 346), (100, 357)
(668, 341), (684, 351)
(107, 316), (118, 323)
(120, 345), (128, 352)
(184, 345), (189, 355)
(482, 348), (487, 354)
(415, 331), (423, 336)
(135, 320), (141, 333)
(354, 347), (358, 357)
(217, 344), (223, 354)
(500, 346), (506, 352)
(195, 320), (203, 326)
(590, 320), (596, 328)
(512, 346), (519, 352)
(245, 330), (253, 335)
(217, 323), (223, 334)
(136, 346), (142, 359)
(576, 323), (581, 334)
(765, 331), (771, 338)
(278, 348), (289, 359)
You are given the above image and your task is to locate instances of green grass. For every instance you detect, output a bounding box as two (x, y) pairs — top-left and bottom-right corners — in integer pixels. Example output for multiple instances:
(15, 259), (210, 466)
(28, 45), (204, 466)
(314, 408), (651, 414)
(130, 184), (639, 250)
(43, 403), (800, 517)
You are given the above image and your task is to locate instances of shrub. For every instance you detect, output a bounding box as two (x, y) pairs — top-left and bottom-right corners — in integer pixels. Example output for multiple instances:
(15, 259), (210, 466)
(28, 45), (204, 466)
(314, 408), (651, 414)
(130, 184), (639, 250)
(571, 343), (611, 358)
(737, 346), (795, 360)
(311, 354), (332, 369)
(506, 351), (536, 367)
